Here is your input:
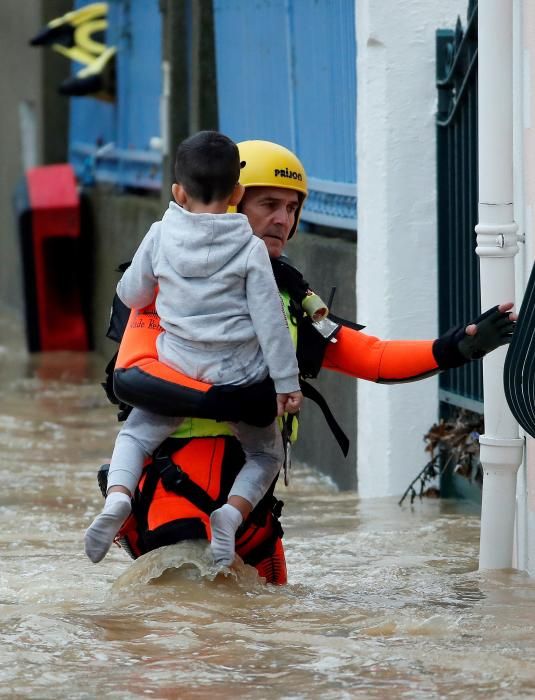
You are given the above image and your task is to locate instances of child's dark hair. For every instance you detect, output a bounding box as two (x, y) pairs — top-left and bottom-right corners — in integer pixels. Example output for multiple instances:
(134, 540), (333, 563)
(174, 131), (240, 204)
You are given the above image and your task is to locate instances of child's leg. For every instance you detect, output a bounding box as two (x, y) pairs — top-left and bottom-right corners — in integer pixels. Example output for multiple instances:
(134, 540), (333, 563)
(85, 408), (182, 563)
(106, 408), (182, 495)
(210, 421), (283, 565)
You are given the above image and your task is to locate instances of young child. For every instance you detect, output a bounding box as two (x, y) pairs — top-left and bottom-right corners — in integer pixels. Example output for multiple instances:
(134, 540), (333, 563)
(85, 131), (302, 566)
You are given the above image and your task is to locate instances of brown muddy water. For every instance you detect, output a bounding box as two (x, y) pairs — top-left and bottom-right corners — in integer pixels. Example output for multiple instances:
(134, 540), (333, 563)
(1, 314), (535, 699)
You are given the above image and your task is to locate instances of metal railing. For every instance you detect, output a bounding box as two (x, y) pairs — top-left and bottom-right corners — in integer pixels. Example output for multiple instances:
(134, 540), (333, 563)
(436, 0), (482, 413)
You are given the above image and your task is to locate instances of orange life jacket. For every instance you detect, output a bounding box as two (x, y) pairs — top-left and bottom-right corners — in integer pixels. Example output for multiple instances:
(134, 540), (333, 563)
(113, 304), (278, 427)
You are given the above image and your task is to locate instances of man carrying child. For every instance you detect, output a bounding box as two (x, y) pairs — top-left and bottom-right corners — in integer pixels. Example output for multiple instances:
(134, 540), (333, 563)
(85, 132), (302, 566)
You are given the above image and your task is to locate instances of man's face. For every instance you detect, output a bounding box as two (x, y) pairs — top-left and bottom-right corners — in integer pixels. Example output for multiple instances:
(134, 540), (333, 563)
(240, 187), (300, 258)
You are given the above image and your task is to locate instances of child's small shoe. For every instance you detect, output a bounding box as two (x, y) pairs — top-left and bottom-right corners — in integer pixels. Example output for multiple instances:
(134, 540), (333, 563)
(84, 492), (131, 563)
(209, 503), (243, 566)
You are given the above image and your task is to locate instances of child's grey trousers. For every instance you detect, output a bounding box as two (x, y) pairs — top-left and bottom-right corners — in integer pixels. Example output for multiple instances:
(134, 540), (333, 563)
(106, 407), (284, 508)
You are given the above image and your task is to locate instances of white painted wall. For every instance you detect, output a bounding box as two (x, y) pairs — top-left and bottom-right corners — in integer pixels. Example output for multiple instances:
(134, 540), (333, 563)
(356, 0), (468, 497)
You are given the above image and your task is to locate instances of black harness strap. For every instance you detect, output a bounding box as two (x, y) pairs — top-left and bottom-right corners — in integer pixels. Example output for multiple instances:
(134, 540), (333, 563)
(300, 378), (350, 456)
(152, 440), (223, 515)
(106, 291), (130, 343)
(328, 313), (365, 332)
(271, 256), (310, 304)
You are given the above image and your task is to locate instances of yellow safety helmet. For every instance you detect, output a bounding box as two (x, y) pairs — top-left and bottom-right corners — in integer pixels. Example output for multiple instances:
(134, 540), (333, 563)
(236, 140), (308, 238)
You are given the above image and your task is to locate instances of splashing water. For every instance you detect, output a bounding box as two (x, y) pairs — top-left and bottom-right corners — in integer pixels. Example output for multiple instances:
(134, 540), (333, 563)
(112, 542), (265, 592)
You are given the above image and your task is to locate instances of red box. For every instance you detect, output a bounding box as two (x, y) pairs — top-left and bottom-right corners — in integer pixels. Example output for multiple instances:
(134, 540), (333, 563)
(16, 164), (89, 351)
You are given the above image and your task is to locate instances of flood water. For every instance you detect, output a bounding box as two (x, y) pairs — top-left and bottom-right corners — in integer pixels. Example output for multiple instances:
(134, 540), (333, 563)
(2, 314), (535, 699)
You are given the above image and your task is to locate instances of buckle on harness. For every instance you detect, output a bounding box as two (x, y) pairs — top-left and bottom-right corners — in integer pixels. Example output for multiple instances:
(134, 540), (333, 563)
(158, 459), (188, 492)
(312, 317), (340, 342)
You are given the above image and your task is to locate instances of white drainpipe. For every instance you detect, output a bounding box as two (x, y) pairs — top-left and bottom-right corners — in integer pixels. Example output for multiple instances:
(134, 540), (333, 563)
(476, 0), (524, 570)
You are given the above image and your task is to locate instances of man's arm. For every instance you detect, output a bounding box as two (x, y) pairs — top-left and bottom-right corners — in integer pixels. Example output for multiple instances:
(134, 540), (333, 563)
(323, 328), (438, 382)
(322, 304), (516, 383)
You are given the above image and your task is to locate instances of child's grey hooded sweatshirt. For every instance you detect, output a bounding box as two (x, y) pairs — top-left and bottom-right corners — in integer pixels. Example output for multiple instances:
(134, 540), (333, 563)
(117, 202), (300, 394)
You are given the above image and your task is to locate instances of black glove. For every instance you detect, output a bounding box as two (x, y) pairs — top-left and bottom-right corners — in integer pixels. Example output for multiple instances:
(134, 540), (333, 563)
(458, 306), (515, 359)
(433, 306), (515, 369)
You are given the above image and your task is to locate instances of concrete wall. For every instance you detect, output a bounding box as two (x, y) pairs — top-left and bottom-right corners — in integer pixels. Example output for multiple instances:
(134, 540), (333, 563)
(85, 189), (163, 360)
(286, 231), (357, 490)
(0, 1), (70, 319)
(1, 2), (43, 318)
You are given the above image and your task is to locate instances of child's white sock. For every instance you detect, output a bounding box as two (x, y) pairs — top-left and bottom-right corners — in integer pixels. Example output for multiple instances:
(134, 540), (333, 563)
(84, 492), (131, 563)
(209, 503), (243, 566)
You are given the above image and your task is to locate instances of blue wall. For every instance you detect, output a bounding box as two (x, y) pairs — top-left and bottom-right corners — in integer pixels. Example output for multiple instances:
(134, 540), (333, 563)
(69, 0), (162, 189)
(213, 0), (357, 229)
(67, 0), (357, 229)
